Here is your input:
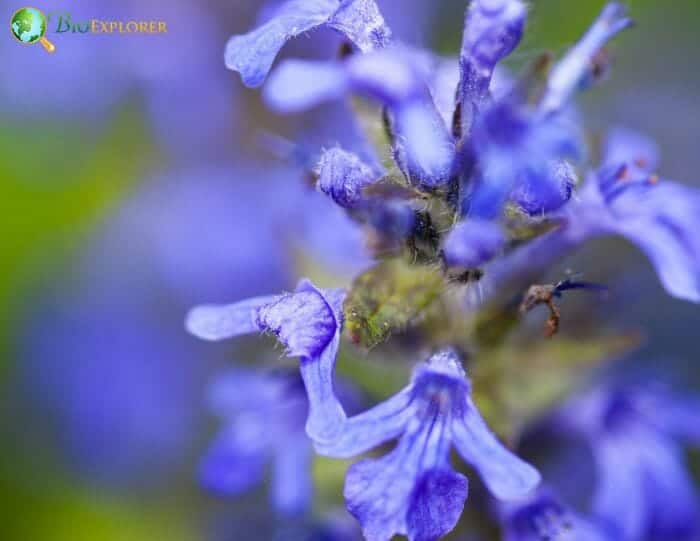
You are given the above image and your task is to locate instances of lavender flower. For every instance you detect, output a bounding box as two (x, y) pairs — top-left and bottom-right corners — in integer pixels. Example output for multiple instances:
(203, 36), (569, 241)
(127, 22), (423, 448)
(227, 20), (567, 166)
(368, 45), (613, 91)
(200, 369), (312, 514)
(316, 147), (382, 209)
(484, 127), (700, 303)
(186, 280), (347, 443)
(499, 488), (613, 541)
(457, 0), (527, 131)
(225, 0), (391, 88)
(554, 383), (700, 540)
(316, 349), (540, 541)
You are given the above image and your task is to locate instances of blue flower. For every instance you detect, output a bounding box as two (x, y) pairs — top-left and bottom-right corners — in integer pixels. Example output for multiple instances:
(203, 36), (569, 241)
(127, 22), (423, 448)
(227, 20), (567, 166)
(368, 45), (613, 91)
(442, 219), (505, 268)
(264, 47), (455, 190)
(199, 369), (312, 515)
(554, 383), (700, 540)
(570, 128), (700, 302)
(464, 100), (582, 219)
(462, 2), (630, 219)
(483, 127), (700, 303)
(316, 349), (540, 541)
(499, 488), (613, 541)
(457, 0), (527, 132)
(186, 279), (347, 443)
(316, 146), (382, 209)
(225, 0), (391, 88)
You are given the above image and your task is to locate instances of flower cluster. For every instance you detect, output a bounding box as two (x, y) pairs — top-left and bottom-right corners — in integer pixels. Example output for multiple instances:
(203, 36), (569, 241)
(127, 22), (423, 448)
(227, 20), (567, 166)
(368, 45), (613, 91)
(185, 1), (700, 539)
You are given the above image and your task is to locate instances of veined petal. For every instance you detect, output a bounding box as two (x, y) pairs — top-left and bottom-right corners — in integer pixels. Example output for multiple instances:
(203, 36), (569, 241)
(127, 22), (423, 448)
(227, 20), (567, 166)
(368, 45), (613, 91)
(264, 59), (348, 112)
(256, 289), (337, 358)
(293, 280), (348, 443)
(225, 0), (339, 87)
(540, 3), (632, 114)
(314, 385), (414, 457)
(443, 219), (504, 268)
(185, 295), (278, 341)
(406, 469), (469, 541)
(452, 397), (540, 500)
(225, 0), (391, 88)
(344, 406), (454, 541)
(316, 147), (381, 208)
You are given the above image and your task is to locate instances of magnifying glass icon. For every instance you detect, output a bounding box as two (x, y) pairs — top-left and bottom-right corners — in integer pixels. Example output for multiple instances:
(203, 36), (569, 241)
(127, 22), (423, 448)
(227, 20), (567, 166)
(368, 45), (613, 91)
(10, 7), (56, 53)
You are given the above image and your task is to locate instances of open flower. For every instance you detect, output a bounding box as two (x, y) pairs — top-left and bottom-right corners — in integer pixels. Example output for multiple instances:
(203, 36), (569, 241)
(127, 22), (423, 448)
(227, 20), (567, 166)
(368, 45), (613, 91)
(316, 348), (540, 541)
(186, 279), (346, 443)
(553, 383), (700, 540)
(200, 369), (312, 514)
(484, 127), (700, 304)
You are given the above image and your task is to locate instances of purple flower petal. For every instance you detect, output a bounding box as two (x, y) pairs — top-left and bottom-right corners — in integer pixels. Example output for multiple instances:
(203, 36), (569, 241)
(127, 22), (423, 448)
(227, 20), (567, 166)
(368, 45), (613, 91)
(314, 386), (414, 457)
(225, 0), (390, 88)
(185, 295), (279, 340)
(316, 147), (381, 208)
(294, 280), (348, 443)
(406, 469), (469, 541)
(452, 397), (540, 500)
(263, 60), (349, 112)
(256, 289), (337, 358)
(540, 2), (632, 114)
(443, 219), (505, 268)
(271, 434), (314, 515)
(458, 0), (526, 128)
(199, 427), (268, 495)
(510, 159), (577, 216)
(344, 406), (455, 541)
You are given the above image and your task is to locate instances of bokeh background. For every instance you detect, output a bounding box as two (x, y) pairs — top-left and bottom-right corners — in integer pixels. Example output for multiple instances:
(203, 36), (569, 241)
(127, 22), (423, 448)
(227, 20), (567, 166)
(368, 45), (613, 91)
(1, 0), (699, 539)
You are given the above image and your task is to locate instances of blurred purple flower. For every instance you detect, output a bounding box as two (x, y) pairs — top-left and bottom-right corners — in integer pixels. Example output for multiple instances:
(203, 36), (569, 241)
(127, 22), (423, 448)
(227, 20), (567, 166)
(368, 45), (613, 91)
(554, 383), (700, 541)
(200, 369), (312, 514)
(186, 280), (347, 443)
(22, 292), (203, 485)
(316, 348), (540, 541)
(499, 488), (613, 541)
(225, 0), (391, 88)
(264, 47), (455, 189)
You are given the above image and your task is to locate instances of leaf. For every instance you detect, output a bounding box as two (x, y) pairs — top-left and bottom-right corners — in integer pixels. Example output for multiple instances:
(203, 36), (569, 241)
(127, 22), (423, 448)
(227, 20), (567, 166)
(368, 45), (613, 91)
(344, 259), (445, 349)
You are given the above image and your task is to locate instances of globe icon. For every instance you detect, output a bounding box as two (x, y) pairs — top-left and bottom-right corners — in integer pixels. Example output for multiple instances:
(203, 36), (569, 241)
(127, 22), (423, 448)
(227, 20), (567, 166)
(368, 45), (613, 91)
(10, 7), (55, 52)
